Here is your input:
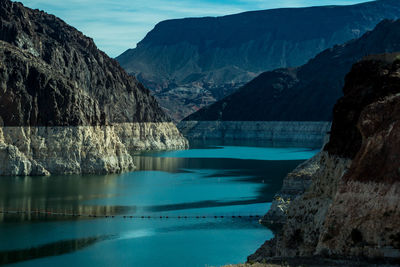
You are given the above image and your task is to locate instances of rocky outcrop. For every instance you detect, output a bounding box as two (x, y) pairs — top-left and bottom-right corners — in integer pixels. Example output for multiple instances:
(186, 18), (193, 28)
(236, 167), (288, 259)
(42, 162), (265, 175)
(0, 0), (187, 175)
(185, 19), (400, 123)
(0, 141), (50, 176)
(273, 152), (352, 257)
(260, 153), (323, 228)
(0, 123), (186, 176)
(178, 121), (331, 146)
(316, 59), (400, 259)
(117, 0), (400, 120)
(249, 57), (400, 263)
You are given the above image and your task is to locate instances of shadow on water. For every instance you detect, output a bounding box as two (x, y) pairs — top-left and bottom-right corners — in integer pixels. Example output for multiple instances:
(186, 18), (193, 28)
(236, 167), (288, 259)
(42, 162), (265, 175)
(156, 220), (267, 233)
(135, 156), (304, 205)
(0, 235), (110, 265)
(0, 157), (304, 221)
(0, 164), (304, 225)
(0, 218), (268, 266)
(144, 199), (263, 212)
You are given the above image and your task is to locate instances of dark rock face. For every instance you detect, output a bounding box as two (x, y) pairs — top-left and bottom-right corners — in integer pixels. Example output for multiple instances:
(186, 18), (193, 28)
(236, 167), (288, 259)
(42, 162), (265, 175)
(0, 0), (169, 126)
(185, 19), (400, 122)
(249, 57), (400, 263)
(325, 57), (400, 159)
(0, 41), (103, 126)
(117, 0), (400, 120)
(344, 88), (400, 184)
(318, 57), (400, 259)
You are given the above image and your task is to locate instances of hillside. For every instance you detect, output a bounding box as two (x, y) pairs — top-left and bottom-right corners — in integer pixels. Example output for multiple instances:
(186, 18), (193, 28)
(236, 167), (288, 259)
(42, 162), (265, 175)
(185, 19), (400, 122)
(117, 0), (400, 120)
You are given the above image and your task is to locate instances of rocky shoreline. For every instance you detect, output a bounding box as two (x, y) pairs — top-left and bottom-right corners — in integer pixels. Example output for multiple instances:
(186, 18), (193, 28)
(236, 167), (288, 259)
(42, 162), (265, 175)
(226, 256), (400, 267)
(178, 121), (331, 147)
(0, 123), (187, 176)
(239, 57), (400, 265)
(259, 152), (323, 229)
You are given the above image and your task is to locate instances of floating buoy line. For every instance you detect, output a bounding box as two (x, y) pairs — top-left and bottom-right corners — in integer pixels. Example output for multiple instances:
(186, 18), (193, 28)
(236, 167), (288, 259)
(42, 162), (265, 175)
(0, 210), (262, 220)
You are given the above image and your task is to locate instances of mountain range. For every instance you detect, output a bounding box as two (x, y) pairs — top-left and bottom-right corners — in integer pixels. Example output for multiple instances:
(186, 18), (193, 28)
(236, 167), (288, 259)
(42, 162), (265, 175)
(117, 0), (400, 120)
(184, 19), (400, 122)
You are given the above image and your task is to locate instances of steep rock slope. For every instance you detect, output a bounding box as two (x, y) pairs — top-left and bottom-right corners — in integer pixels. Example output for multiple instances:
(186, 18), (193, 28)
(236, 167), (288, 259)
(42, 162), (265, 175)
(117, 0), (400, 120)
(0, 0), (187, 175)
(249, 57), (400, 263)
(185, 19), (400, 122)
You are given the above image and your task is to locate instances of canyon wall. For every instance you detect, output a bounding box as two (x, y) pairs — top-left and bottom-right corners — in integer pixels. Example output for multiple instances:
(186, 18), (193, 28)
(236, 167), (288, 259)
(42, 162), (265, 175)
(0, 0), (187, 175)
(249, 57), (400, 263)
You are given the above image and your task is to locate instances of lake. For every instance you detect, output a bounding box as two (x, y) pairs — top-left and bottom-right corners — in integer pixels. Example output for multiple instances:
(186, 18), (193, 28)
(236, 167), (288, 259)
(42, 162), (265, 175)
(0, 141), (318, 267)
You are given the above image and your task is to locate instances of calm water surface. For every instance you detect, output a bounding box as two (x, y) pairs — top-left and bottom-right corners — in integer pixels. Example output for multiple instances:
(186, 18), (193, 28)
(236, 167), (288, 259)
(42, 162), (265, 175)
(0, 141), (318, 267)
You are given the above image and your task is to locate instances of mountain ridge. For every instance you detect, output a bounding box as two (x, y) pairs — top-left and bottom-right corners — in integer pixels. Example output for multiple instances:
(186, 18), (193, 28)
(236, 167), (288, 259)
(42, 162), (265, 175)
(184, 19), (400, 122)
(117, 0), (400, 120)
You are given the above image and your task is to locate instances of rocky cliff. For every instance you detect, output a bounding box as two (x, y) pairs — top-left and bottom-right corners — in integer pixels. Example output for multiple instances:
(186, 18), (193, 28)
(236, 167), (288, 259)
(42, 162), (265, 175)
(0, 0), (187, 175)
(117, 0), (400, 120)
(248, 57), (400, 264)
(185, 19), (400, 123)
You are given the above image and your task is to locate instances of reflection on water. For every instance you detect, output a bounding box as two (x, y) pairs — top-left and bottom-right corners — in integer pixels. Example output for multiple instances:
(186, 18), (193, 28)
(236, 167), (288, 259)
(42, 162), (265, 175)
(134, 156), (184, 172)
(0, 142), (318, 267)
(0, 174), (135, 222)
(0, 160), (305, 220)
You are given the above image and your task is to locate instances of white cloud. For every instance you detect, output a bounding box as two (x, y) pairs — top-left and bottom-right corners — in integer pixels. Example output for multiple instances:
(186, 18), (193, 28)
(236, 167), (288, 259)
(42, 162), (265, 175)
(17, 0), (370, 57)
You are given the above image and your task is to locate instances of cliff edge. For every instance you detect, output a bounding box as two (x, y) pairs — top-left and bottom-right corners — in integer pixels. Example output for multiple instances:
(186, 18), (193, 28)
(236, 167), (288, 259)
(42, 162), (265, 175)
(249, 56), (400, 264)
(0, 0), (187, 175)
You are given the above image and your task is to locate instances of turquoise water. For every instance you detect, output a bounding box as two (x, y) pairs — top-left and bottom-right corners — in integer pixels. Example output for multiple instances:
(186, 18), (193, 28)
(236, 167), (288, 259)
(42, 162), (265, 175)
(151, 146), (318, 160)
(0, 143), (318, 266)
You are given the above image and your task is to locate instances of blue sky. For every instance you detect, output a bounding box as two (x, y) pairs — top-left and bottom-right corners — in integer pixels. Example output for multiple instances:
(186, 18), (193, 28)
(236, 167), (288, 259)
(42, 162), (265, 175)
(18, 0), (371, 57)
